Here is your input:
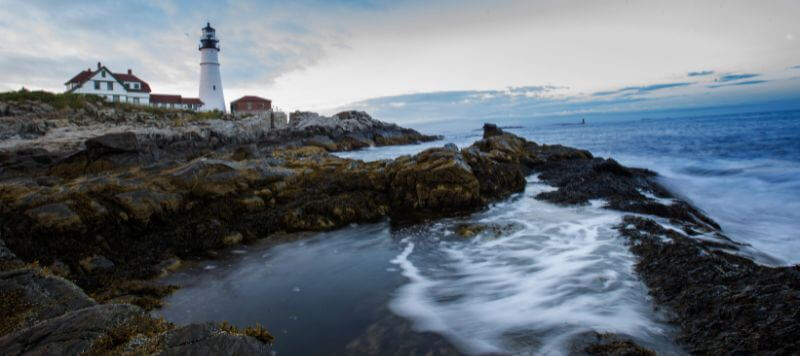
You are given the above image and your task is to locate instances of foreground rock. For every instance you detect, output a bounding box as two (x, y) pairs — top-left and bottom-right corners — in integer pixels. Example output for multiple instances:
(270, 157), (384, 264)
(618, 217), (800, 354)
(0, 242), (270, 355)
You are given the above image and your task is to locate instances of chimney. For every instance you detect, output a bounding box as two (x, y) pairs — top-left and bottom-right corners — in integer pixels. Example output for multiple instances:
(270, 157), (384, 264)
(127, 69), (132, 75)
(97, 62), (101, 70)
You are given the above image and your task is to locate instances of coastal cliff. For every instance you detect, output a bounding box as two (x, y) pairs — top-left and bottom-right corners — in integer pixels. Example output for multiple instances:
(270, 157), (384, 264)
(0, 94), (798, 354)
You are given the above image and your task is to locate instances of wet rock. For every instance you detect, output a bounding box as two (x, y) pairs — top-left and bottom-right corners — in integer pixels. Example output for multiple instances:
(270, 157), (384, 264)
(80, 255), (115, 273)
(0, 304), (142, 355)
(345, 313), (461, 356)
(48, 259), (72, 278)
(618, 216), (800, 354)
(569, 332), (656, 356)
(113, 190), (182, 223)
(153, 257), (182, 277)
(0, 239), (24, 272)
(158, 322), (271, 356)
(0, 268), (96, 336)
(238, 195), (265, 211)
(388, 147), (480, 213)
(222, 232), (243, 246)
(482, 123), (503, 138)
(25, 202), (82, 231)
(453, 222), (522, 238)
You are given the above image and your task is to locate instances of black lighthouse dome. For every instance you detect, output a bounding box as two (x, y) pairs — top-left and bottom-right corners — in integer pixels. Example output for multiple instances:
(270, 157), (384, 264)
(199, 22), (219, 51)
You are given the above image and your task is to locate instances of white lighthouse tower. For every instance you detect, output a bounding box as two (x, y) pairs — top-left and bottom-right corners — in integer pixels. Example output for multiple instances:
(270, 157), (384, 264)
(198, 22), (225, 112)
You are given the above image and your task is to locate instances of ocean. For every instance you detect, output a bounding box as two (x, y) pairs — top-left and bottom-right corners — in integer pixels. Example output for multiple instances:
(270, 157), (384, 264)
(155, 109), (800, 355)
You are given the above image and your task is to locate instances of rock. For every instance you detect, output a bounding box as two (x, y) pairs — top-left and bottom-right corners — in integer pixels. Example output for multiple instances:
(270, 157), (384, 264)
(222, 232), (243, 246)
(568, 332), (656, 356)
(80, 255), (115, 273)
(0, 239), (24, 272)
(48, 259), (72, 277)
(25, 202), (82, 231)
(482, 123), (503, 138)
(387, 147), (481, 213)
(158, 322), (271, 356)
(0, 304), (142, 355)
(84, 132), (139, 156)
(238, 196), (265, 211)
(618, 217), (800, 354)
(153, 257), (182, 277)
(453, 222), (522, 238)
(113, 190), (182, 223)
(0, 268), (96, 336)
(345, 313), (460, 356)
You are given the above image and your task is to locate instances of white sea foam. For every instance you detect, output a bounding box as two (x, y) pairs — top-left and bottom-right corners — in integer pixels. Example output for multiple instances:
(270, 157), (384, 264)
(389, 177), (679, 355)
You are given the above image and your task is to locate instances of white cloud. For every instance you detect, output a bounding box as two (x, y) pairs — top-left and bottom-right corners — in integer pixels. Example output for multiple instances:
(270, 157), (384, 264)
(1, 0), (799, 114)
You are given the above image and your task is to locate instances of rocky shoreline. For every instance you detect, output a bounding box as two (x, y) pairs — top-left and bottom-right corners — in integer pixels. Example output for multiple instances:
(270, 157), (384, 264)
(1, 96), (798, 354)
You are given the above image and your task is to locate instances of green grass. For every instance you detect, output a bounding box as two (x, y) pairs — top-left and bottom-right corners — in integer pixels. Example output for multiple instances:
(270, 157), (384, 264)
(0, 89), (105, 109)
(1, 89), (225, 122)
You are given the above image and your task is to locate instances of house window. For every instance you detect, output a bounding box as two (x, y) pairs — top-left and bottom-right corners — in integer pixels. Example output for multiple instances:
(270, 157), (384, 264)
(213, 85), (216, 91)
(94, 81), (100, 90)
(107, 82), (113, 90)
(113, 95), (120, 102)
(134, 83), (139, 89)
(134, 98), (140, 104)
(101, 71), (106, 78)
(247, 102), (252, 110)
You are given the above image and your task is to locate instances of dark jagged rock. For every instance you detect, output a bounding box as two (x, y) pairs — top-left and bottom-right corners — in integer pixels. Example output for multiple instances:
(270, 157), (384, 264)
(568, 332), (656, 356)
(0, 303), (143, 355)
(618, 217), (800, 355)
(344, 314), (461, 356)
(0, 243), (270, 355)
(158, 323), (271, 356)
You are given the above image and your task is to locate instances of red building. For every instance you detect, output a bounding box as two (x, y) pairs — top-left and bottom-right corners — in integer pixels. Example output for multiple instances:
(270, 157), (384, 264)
(230, 96), (271, 114)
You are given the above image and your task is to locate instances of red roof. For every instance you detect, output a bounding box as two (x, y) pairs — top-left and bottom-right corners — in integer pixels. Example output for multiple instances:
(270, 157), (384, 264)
(65, 67), (152, 93)
(149, 94), (182, 104)
(150, 94), (203, 105)
(231, 95), (271, 104)
(181, 98), (203, 105)
(115, 73), (152, 93)
(65, 70), (93, 86)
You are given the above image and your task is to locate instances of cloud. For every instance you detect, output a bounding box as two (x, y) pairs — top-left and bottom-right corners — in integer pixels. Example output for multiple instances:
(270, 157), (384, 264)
(688, 70), (715, 77)
(716, 73), (760, 82)
(0, 1), (371, 96)
(708, 80), (769, 89)
(592, 82), (694, 96)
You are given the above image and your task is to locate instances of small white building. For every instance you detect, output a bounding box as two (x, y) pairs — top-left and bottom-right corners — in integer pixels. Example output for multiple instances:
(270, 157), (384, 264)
(64, 62), (151, 104)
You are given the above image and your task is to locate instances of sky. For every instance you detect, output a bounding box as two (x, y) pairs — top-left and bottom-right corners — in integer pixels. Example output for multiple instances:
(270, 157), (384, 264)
(1, 0), (799, 122)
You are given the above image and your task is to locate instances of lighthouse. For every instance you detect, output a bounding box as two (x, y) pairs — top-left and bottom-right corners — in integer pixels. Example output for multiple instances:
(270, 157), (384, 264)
(198, 22), (225, 112)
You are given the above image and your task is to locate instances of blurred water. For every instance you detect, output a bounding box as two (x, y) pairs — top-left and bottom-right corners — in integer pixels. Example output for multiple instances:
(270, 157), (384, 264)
(156, 109), (799, 355)
(341, 110), (800, 265)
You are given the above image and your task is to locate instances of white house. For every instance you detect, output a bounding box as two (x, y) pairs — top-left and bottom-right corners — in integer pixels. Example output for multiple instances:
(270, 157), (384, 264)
(65, 62), (151, 105)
